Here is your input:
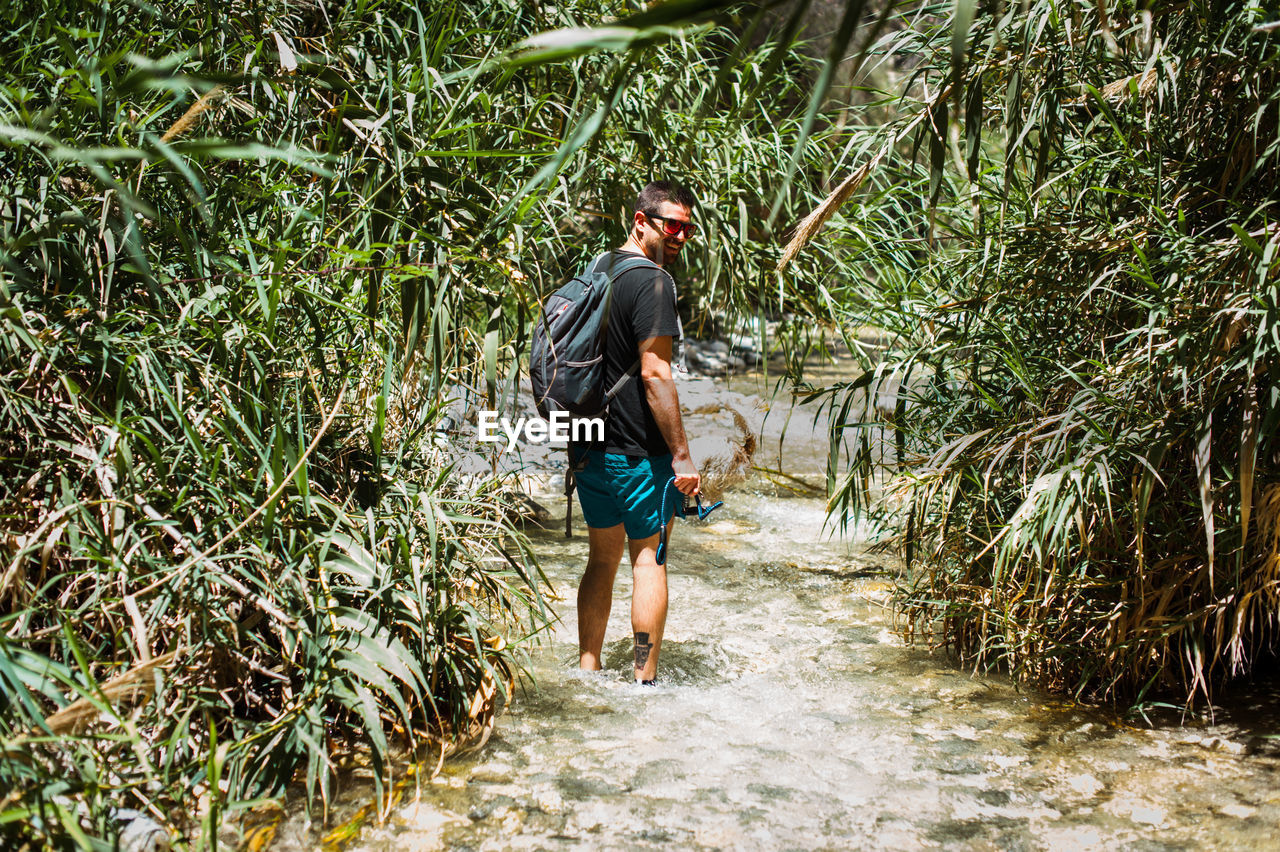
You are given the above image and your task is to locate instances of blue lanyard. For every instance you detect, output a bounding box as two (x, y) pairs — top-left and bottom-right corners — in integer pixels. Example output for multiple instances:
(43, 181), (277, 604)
(655, 476), (724, 566)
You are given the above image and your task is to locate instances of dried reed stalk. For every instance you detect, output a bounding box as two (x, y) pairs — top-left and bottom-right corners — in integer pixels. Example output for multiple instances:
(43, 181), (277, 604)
(1098, 67), (1159, 100)
(1254, 483), (1280, 592)
(777, 84), (954, 273)
(43, 650), (179, 735)
(161, 85), (225, 142)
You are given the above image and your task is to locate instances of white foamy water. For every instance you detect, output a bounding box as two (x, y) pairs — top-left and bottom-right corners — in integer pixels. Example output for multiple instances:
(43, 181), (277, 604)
(268, 484), (1280, 851)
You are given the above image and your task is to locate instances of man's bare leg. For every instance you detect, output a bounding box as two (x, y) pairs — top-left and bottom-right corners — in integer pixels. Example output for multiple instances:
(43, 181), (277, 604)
(579, 523), (626, 670)
(628, 531), (668, 682)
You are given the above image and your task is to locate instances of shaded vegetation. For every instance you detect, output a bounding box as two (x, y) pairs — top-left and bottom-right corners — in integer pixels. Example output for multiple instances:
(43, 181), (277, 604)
(785, 1), (1280, 706)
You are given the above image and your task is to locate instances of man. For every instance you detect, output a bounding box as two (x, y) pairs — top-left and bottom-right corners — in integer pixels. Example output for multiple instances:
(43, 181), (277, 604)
(572, 181), (701, 684)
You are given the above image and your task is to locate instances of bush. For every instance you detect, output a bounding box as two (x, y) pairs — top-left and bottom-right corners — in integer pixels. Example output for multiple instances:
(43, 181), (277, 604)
(788, 0), (1280, 705)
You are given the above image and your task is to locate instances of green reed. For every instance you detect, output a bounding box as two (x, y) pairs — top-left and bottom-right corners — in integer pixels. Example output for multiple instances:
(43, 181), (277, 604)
(778, 0), (1280, 707)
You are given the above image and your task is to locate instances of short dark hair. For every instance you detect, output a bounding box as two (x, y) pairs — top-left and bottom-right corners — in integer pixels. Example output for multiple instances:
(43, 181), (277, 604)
(634, 181), (697, 217)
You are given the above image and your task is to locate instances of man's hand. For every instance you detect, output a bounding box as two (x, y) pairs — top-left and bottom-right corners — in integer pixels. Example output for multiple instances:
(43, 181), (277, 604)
(672, 454), (700, 497)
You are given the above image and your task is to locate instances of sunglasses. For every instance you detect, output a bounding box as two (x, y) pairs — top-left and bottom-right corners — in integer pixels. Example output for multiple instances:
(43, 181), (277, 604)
(646, 214), (698, 239)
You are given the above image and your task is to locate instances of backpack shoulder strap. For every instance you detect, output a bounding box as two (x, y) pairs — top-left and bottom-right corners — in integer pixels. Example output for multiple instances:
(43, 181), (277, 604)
(601, 252), (660, 281)
(584, 252), (611, 276)
(598, 253), (668, 403)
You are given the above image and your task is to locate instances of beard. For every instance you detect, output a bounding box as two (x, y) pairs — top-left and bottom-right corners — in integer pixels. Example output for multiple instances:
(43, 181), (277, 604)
(645, 232), (683, 266)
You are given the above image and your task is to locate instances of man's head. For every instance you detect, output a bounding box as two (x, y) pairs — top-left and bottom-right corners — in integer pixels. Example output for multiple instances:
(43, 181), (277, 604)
(630, 181), (697, 267)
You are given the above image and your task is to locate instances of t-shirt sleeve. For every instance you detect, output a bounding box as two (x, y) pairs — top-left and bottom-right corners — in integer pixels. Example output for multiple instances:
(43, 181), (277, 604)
(620, 266), (680, 348)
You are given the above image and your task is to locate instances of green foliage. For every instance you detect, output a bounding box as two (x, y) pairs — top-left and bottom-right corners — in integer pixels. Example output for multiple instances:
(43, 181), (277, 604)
(0, 0), (846, 845)
(0, 1), (564, 844)
(796, 0), (1280, 704)
(13, 0), (1273, 840)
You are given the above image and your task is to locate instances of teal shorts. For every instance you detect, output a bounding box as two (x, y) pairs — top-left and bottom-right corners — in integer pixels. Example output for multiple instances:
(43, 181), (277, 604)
(573, 450), (683, 539)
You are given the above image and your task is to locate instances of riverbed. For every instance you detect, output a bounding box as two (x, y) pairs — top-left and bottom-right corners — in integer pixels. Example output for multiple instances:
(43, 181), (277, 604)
(266, 370), (1280, 851)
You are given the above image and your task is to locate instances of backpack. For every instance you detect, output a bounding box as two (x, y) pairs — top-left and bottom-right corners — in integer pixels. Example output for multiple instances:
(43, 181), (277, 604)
(529, 251), (660, 536)
(530, 251), (659, 418)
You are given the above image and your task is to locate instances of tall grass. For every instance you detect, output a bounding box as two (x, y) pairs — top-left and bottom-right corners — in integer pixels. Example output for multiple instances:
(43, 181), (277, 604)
(778, 0), (1280, 705)
(0, 1), (559, 844)
(0, 0), (851, 845)
(14, 0), (1270, 842)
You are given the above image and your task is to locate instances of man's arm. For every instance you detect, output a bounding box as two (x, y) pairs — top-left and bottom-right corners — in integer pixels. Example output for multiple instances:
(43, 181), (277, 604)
(638, 335), (700, 496)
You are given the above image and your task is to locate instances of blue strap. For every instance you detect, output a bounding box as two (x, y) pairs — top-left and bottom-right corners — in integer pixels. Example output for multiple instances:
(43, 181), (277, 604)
(655, 477), (724, 566)
(656, 477), (677, 566)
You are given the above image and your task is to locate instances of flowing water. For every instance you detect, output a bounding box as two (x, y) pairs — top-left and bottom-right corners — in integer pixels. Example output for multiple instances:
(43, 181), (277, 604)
(269, 371), (1280, 851)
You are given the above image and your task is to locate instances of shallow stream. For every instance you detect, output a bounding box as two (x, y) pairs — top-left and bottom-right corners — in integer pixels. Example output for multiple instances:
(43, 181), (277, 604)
(269, 372), (1280, 851)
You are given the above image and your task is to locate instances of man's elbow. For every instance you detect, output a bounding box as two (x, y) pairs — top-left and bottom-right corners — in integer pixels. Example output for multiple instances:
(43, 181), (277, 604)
(638, 336), (674, 383)
(639, 354), (672, 384)
(641, 359), (675, 386)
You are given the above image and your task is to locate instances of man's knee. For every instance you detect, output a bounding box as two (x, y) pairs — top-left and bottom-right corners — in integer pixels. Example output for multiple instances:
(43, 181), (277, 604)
(627, 531), (662, 569)
(586, 523), (625, 554)
(584, 554), (621, 578)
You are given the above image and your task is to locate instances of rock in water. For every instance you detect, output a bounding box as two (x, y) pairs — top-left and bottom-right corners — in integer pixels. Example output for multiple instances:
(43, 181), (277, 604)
(508, 491), (553, 525)
(116, 810), (170, 852)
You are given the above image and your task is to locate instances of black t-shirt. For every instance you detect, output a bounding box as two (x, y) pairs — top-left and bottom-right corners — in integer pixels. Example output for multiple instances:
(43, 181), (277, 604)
(594, 250), (682, 457)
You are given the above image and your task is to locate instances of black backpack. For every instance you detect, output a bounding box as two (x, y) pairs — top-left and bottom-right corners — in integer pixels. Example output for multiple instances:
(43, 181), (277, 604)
(530, 251), (658, 418)
(530, 251), (660, 535)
